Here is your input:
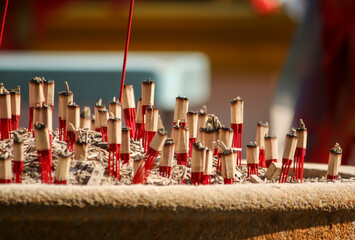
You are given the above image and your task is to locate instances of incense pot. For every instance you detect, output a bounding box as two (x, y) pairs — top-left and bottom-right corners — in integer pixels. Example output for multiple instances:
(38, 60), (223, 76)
(10, 87), (20, 131)
(230, 96), (243, 165)
(159, 138), (175, 178)
(122, 85), (136, 138)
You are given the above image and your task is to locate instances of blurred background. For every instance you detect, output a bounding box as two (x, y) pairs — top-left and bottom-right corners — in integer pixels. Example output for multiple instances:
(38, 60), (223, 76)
(0, 0), (354, 164)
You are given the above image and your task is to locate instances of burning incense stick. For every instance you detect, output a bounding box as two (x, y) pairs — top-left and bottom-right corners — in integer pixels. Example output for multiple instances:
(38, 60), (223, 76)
(219, 142), (236, 184)
(10, 86), (20, 130)
(98, 109), (109, 142)
(187, 111), (198, 157)
(141, 79), (155, 116)
(121, 127), (130, 165)
(144, 106), (159, 151)
(264, 135), (278, 168)
(135, 98), (144, 141)
(109, 96), (122, 119)
(74, 129), (89, 161)
(107, 117), (122, 179)
(122, 85), (136, 138)
(13, 132), (24, 183)
(34, 123), (52, 183)
(66, 103), (80, 151)
(279, 128), (298, 183)
(231, 97), (243, 165)
(203, 148), (213, 185)
(133, 129), (167, 184)
(217, 127), (233, 171)
(0, 91), (12, 140)
(80, 107), (91, 129)
(54, 149), (72, 184)
(173, 96), (189, 126)
(176, 126), (189, 166)
(256, 121), (269, 168)
(191, 141), (206, 185)
(29, 77), (44, 132)
(43, 79), (55, 109)
(327, 143), (342, 180)
(201, 127), (216, 153)
(94, 99), (106, 132)
(0, 152), (11, 184)
(159, 138), (175, 178)
(58, 82), (73, 141)
(246, 142), (259, 177)
(293, 119), (307, 182)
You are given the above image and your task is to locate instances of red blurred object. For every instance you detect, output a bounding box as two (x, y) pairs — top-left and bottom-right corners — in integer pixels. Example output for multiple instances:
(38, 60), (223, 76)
(251, 0), (281, 15)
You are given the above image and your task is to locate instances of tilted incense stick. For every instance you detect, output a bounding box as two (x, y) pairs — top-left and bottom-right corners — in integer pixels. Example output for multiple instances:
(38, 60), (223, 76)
(10, 86), (20, 130)
(217, 127), (233, 171)
(43, 79), (55, 109)
(133, 129), (167, 184)
(256, 121), (269, 168)
(187, 111), (198, 157)
(29, 77), (44, 132)
(191, 141), (206, 185)
(0, 152), (11, 184)
(34, 123), (52, 183)
(0, 91), (12, 140)
(279, 128), (298, 183)
(107, 117), (122, 179)
(176, 126), (189, 166)
(122, 85), (136, 138)
(54, 149), (72, 184)
(159, 138), (175, 178)
(144, 106), (159, 151)
(98, 109), (109, 142)
(94, 99), (106, 132)
(58, 82), (73, 141)
(173, 96), (189, 126)
(135, 98), (144, 141)
(12, 132), (24, 183)
(80, 106), (91, 129)
(293, 119), (307, 182)
(230, 97), (243, 165)
(66, 103), (80, 151)
(121, 127), (130, 165)
(264, 135), (278, 168)
(201, 127), (216, 153)
(327, 143), (342, 180)
(157, 114), (164, 130)
(246, 141), (259, 177)
(203, 148), (213, 185)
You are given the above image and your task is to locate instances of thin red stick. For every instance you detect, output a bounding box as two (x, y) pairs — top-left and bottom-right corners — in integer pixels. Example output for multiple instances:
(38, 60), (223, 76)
(119, 0), (135, 103)
(0, 0), (9, 47)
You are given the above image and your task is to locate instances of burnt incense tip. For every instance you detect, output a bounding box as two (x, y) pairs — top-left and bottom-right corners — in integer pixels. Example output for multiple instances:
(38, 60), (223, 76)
(44, 79), (54, 84)
(10, 86), (20, 94)
(221, 126), (233, 132)
(146, 105), (159, 110)
(287, 127), (297, 137)
(176, 95), (188, 100)
(264, 134), (277, 139)
(157, 128), (168, 136)
(201, 127), (216, 133)
(231, 96), (243, 103)
(80, 107), (91, 118)
(187, 111), (198, 115)
(297, 119), (307, 131)
(34, 123), (47, 130)
(165, 138), (174, 145)
(30, 77), (43, 84)
(257, 121), (269, 127)
(13, 131), (24, 143)
(122, 126), (131, 132)
(0, 152), (9, 160)
(247, 141), (258, 147)
(68, 102), (79, 108)
(0, 91), (10, 96)
(199, 105), (207, 115)
(193, 141), (206, 150)
(143, 78), (153, 83)
(58, 149), (73, 158)
(206, 114), (222, 130)
(331, 143), (342, 154)
(95, 99), (103, 107)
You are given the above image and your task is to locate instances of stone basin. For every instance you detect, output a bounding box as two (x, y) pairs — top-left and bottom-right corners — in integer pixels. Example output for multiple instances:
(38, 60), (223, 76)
(0, 163), (354, 240)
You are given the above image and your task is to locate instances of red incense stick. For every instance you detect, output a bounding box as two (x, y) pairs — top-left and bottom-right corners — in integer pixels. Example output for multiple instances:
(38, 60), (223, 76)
(279, 128), (298, 183)
(13, 132), (24, 183)
(144, 106), (159, 151)
(293, 119), (307, 182)
(230, 97), (243, 166)
(159, 138), (175, 178)
(256, 121), (269, 168)
(121, 127), (130, 165)
(10, 86), (20, 130)
(34, 123), (52, 184)
(119, 0), (135, 103)
(246, 142), (259, 177)
(326, 143), (342, 180)
(107, 117), (122, 179)
(122, 85), (136, 138)
(202, 149), (213, 185)
(191, 141), (206, 185)
(0, 0), (9, 48)
(187, 111), (198, 158)
(0, 91), (12, 140)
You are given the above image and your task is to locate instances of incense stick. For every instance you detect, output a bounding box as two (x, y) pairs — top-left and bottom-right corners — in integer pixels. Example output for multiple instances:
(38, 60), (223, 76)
(187, 111), (198, 157)
(279, 128), (298, 183)
(246, 142), (259, 177)
(80, 106), (91, 129)
(43, 79), (55, 109)
(29, 77), (44, 132)
(191, 141), (206, 185)
(0, 152), (11, 184)
(54, 149), (72, 184)
(327, 143), (342, 180)
(159, 138), (175, 178)
(230, 97), (243, 165)
(144, 106), (159, 151)
(98, 109), (109, 142)
(264, 135), (278, 168)
(58, 82), (73, 140)
(173, 96), (189, 126)
(109, 96), (122, 119)
(34, 123), (52, 183)
(220, 148), (236, 184)
(135, 98), (144, 141)
(256, 121), (269, 168)
(0, 0), (9, 48)
(203, 148), (213, 184)
(119, 0), (135, 103)
(0, 91), (12, 140)
(121, 127), (130, 165)
(293, 119), (307, 182)
(10, 86), (20, 130)
(74, 128), (89, 161)
(217, 127), (233, 171)
(66, 103), (80, 151)
(107, 117), (122, 179)
(94, 99), (105, 132)
(122, 85), (136, 138)
(12, 132), (24, 183)
(176, 126), (189, 166)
